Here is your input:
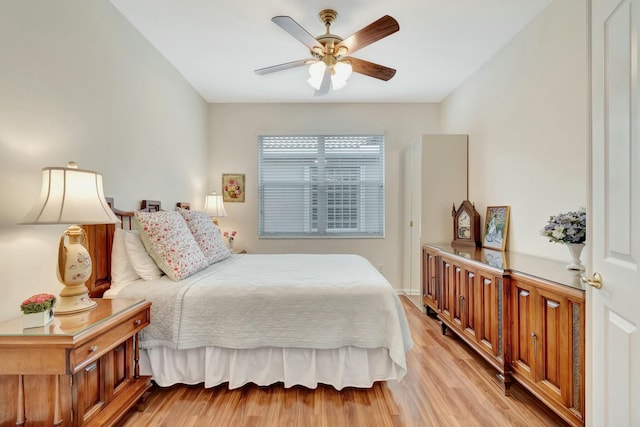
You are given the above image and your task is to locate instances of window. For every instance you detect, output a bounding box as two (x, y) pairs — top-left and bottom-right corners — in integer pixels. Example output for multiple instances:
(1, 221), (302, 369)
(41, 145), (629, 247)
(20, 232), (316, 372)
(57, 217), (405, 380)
(258, 134), (384, 238)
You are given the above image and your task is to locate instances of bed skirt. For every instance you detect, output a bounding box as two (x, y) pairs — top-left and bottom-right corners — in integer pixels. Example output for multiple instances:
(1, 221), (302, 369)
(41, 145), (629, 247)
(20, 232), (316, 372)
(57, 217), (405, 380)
(139, 345), (404, 390)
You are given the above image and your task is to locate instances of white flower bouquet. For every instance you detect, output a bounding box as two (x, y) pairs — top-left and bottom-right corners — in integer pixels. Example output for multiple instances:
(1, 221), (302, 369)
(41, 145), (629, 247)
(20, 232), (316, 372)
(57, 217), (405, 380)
(540, 208), (586, 244)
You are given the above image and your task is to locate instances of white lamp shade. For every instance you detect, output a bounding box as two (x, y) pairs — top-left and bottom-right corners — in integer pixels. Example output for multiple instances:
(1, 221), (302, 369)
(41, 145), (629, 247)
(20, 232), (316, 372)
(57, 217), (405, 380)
(204, 193), (227, 218)
(22, 164), (120, 225)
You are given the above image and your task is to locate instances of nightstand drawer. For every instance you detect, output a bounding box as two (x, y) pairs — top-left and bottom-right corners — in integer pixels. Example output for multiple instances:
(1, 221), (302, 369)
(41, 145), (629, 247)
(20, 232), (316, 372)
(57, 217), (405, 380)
(69, 308), (149, 373)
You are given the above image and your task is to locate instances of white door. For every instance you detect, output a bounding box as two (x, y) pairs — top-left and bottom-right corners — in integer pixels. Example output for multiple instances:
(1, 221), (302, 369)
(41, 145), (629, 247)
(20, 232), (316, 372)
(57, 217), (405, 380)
(590, 0), (640, 425)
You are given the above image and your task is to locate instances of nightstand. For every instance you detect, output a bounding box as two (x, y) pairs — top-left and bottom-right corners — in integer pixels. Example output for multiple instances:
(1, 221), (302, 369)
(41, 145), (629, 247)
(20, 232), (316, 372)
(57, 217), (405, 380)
(0, 298), (151, 426)
(232, 249), (247, 254)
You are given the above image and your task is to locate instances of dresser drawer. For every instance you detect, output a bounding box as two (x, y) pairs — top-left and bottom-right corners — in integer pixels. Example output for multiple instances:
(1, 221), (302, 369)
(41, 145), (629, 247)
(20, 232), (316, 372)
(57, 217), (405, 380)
(69, 308), (149, 373)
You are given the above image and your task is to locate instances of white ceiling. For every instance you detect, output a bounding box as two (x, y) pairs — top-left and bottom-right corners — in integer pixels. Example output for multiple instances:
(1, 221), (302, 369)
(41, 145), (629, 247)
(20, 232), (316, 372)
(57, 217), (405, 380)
(110, 0), (552, 103)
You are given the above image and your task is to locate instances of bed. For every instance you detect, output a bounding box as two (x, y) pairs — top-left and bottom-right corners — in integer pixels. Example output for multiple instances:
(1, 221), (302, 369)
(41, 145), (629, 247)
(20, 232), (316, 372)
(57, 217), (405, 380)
(84, 199), (413, 390)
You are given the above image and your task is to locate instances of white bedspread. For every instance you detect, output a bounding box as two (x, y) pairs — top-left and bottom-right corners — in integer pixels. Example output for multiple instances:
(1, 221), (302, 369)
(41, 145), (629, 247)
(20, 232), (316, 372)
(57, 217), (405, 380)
(117, 254), (413, 375)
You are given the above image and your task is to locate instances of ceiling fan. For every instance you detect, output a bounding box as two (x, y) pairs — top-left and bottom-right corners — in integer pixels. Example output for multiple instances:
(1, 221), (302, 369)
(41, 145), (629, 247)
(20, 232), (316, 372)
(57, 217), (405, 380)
(255, 9), (399, 96)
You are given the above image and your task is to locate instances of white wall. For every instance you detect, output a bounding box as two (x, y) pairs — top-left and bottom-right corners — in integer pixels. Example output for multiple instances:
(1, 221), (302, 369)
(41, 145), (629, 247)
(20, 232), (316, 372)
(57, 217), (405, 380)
(440, 0), (588, 262)
(208, 103), (440, 290)
(0, 1), (208, 322)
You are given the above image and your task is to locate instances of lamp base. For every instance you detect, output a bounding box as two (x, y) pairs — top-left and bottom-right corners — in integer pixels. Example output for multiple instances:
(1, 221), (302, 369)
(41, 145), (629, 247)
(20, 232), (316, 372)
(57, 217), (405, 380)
(55, 225), (97, 314)
(54, 290), (96, 314)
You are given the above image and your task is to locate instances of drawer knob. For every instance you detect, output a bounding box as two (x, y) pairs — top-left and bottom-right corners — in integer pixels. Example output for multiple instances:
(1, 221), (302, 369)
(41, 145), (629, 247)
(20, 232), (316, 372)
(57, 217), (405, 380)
(90, 345), (98, 353)
(134, 319), (142, 326)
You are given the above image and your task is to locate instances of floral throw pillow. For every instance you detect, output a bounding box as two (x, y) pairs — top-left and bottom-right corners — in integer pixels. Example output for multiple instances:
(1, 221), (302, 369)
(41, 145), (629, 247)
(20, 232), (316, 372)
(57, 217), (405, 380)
(134, 210), (208, 281)
(177, 207), (231, 264)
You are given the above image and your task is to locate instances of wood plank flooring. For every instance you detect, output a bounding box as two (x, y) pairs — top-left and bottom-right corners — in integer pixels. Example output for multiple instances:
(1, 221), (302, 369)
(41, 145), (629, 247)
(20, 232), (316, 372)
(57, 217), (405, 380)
(117, 297), (568, 427)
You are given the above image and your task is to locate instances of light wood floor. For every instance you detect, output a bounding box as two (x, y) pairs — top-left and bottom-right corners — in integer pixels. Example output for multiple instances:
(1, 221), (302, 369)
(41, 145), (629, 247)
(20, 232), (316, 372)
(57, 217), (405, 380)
(118, 297), (568, 427)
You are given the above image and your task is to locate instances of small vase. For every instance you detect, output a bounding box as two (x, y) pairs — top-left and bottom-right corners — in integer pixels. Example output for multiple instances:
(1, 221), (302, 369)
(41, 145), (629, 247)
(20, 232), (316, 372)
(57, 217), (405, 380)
(23, 309), (54, 329)
(228, 239), (234, 250)
(565, 243), (585, 271)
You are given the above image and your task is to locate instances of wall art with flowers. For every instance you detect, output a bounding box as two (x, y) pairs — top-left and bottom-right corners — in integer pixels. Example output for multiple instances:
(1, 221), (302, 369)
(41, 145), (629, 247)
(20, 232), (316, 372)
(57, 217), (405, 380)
(222, 173), (245, 203)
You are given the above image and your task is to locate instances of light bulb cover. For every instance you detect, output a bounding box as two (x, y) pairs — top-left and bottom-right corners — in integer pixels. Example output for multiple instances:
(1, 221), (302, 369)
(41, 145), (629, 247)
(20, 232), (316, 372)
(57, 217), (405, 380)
(331, 61), (353, 90)
(307, 61), (327, 90)
(333, 61), (353, 81)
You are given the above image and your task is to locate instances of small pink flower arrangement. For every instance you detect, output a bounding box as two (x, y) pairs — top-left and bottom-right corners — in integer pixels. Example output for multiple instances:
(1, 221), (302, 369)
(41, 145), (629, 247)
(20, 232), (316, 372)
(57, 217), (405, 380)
(20, 293), (56, 314)
(223, 230), (237, 242)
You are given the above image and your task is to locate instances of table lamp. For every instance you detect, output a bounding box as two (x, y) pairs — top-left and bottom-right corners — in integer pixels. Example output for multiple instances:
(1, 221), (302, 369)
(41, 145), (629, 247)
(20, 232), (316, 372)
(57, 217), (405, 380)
(22, 162), (120, 314)
(203, 191), (227, 226)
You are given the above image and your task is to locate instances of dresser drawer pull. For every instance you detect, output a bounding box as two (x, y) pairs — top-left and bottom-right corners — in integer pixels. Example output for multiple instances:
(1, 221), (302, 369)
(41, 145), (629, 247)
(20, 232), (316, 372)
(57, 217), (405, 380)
(90, 345), (98, 353)
(134, 319), (142, 326)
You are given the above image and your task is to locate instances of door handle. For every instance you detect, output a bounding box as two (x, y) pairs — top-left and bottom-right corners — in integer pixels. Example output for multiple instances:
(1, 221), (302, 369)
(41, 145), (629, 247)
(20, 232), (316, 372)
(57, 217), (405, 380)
(581, 272), (603, 289)
(531, 332), (537, 357)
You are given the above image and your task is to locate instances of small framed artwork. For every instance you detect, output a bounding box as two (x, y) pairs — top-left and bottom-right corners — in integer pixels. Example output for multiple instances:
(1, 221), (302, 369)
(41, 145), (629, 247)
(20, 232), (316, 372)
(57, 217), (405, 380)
(222, 173), (245, 203)
(483, 206), (510, 251)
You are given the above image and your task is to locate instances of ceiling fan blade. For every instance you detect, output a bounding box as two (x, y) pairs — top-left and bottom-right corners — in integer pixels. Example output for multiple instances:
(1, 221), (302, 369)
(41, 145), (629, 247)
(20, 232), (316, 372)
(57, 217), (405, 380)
(347, 57), (396, 81)
(335, 15), (399, 56)
(314, 66), (331, 96)
(255, 59), (310, 75)
(272, 16), (324, 52)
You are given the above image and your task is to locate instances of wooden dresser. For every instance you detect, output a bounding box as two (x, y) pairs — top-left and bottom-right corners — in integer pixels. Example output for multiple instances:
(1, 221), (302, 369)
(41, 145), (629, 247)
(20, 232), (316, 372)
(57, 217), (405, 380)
(0, 298), (151, 426)
(423, 243), (585, 426)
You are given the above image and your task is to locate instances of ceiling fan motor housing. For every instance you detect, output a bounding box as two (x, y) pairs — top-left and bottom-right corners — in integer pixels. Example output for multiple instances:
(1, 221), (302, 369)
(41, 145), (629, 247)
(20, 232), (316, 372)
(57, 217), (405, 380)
(314, 9), (343, 58)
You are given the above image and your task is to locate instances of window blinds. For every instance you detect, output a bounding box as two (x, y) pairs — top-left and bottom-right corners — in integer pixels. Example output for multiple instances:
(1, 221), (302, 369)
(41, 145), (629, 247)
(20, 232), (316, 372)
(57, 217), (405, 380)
(258, 134), (385, 238)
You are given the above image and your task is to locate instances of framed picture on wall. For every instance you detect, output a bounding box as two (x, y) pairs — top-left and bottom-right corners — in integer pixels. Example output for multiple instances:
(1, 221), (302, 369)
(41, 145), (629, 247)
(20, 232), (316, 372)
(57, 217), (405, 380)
(483, 205), (510, 251)
(222, 173), (245, 203)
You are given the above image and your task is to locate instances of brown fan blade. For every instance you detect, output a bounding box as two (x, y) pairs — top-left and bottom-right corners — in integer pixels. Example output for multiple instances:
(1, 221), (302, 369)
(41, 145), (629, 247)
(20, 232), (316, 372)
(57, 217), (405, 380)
(314, 66), (331, 96)
(272, 16), (324, 51)
(335, 15), (399, 56)
(347, 57), (396, 81)
(255, 59), (310, 75)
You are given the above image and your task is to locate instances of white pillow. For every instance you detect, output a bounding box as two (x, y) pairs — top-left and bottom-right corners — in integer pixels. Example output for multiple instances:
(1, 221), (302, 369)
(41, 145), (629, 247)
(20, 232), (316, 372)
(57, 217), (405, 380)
(111, 228), (141, 284)
(134, 211), (208, 281)
(177, 207), (231, 265)
(123, 229), (163, 281)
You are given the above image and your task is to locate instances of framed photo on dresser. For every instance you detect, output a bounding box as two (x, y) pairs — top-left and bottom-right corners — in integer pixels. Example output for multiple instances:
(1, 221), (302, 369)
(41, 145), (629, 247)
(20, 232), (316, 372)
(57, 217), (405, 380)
(483, 206), (510, 251)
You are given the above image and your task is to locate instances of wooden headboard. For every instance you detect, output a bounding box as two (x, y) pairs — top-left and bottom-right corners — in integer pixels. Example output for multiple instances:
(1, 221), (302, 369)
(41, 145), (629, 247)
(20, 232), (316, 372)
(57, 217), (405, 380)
(82, 199), (166, 297)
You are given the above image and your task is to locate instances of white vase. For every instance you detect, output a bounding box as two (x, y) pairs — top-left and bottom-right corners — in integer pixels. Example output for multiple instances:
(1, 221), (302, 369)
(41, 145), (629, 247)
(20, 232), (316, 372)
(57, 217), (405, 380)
(565, 243), (585, 271)
(23, 309), (54, 329)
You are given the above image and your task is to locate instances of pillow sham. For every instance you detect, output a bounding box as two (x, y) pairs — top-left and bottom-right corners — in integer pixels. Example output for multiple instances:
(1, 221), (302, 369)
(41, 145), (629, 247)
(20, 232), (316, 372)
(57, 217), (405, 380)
(123, 229), (164, 281)
(176, 207), (231, 265)
(111, 228), (141, 284)
(134, 210), (208, 281)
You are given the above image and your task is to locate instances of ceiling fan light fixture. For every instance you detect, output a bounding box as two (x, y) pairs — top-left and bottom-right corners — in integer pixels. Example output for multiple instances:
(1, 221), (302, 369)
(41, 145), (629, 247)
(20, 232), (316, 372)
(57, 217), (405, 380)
(331, 61), (352, 91)
(257, 10), (398, 94)
(307, 61), (327, 90)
